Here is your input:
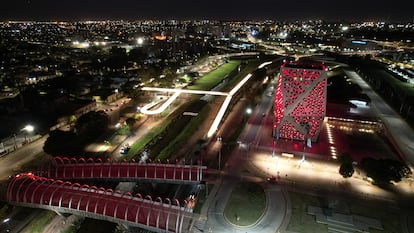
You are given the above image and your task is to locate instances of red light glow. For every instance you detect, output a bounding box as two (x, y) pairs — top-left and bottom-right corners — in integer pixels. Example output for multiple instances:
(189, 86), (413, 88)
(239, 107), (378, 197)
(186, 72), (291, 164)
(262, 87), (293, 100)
(273, 62), (327, 141)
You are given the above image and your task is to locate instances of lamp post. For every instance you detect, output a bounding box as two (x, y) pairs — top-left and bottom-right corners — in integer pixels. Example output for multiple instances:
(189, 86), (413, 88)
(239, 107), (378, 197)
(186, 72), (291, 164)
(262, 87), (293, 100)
(272, 129), (279, 157)
(217, 137), (222, 170)
(13, 134), (17, 149)
(245, 108), (252, 122)
(22, 124), (34, 143)
(300, 122), (310, 162)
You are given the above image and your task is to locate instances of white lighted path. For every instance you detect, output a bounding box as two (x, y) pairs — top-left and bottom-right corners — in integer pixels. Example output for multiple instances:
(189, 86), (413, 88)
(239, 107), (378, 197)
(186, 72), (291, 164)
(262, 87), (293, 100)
(140, 65), (261, 137)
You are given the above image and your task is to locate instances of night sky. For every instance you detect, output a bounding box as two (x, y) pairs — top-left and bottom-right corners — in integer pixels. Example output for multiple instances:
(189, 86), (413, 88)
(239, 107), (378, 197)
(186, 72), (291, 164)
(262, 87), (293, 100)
(1, 0), (413, 22)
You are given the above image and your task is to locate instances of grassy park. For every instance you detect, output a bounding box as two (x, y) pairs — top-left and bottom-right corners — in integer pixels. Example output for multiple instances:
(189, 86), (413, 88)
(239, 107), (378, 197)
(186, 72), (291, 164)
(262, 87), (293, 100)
(188, 60), (241, 90)
(224, 182), (266, 226)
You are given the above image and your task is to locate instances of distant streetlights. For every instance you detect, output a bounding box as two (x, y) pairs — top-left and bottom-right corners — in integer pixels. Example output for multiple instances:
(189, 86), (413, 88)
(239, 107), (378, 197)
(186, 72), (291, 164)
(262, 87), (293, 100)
(137, 37), (144, 45)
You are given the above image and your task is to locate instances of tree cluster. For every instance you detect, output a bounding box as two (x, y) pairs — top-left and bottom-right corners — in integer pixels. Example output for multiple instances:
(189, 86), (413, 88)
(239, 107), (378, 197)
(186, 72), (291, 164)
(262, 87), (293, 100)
(43, 110), (109, 156)
(361, 158), (412, 185)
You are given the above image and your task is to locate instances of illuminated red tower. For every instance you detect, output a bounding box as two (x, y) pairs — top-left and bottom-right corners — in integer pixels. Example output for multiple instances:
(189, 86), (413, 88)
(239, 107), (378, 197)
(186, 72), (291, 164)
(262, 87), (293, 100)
(273, 61), (327, 142)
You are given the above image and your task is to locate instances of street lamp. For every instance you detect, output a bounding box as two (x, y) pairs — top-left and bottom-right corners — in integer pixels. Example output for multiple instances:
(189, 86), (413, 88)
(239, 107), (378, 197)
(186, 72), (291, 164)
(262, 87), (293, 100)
(245, 108), (252, 122)
(22, 124), (34, 143)
(272, 129), (279, 157)
(300, 122), (310, 162)
(23, 125), (34, 133)
(217, 137), (223, 171)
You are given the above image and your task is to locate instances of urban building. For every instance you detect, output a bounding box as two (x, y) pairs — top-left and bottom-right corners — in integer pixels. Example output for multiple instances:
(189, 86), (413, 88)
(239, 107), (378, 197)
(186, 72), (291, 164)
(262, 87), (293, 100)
(273, 61), (327, 142)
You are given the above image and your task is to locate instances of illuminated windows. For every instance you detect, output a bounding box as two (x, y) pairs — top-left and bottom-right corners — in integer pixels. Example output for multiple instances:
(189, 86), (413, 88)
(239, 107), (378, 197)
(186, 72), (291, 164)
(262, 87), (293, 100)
(273, 61), (327, 141)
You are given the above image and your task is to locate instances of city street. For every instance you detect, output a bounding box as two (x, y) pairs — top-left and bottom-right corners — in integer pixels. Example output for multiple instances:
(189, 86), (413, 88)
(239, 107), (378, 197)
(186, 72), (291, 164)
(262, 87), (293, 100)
(0, 136), (46, 182)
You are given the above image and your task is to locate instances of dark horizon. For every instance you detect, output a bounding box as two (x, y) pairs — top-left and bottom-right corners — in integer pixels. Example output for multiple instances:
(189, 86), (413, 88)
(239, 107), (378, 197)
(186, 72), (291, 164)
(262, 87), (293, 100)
(1, 0), (414, 22)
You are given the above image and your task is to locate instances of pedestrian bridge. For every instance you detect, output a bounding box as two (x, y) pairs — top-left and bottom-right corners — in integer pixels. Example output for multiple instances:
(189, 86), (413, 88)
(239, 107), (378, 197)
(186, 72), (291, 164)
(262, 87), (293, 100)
(7, 173), (200, 233)
(43, 157), (206, 184)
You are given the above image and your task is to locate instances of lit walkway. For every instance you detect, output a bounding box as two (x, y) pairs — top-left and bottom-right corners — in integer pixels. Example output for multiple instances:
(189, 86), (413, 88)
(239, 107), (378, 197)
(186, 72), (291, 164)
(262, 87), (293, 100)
(7, 173), (196, 233)
(44, 157), (206, 185)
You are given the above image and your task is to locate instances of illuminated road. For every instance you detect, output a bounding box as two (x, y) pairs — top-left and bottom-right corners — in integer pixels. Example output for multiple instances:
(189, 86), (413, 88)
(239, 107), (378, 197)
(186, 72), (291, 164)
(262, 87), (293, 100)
(0, 136), (47, 181)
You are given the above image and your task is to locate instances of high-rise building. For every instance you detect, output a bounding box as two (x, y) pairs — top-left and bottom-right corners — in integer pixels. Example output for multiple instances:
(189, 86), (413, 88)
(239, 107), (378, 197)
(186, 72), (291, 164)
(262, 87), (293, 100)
(273, 61), (327, 142)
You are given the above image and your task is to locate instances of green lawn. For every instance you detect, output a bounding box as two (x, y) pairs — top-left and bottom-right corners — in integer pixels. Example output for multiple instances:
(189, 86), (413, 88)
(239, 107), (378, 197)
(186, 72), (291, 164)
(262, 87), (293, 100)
(22, 210), (57, 233)
(188, 60), (241, 90)
(224, 182), (266, 226)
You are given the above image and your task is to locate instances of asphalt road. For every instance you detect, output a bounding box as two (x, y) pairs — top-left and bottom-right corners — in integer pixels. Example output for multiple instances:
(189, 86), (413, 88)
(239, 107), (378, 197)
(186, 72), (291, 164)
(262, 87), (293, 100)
(0, 136), (47, 233)
(0, 135), (46, 182)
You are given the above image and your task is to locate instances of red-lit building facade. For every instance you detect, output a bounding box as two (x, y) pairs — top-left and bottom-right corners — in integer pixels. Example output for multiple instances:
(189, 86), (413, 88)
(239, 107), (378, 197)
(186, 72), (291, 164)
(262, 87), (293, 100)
(273, 61), (327, 142)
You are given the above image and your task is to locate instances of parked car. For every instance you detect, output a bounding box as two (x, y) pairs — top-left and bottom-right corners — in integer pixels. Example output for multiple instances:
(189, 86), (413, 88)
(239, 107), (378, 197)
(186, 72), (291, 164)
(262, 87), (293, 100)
(120, 146), (130, 154)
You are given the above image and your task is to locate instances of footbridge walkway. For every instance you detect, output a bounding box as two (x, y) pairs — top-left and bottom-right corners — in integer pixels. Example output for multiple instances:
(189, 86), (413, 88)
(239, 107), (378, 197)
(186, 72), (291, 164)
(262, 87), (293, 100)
(7, 157), (208, 232)
(42, 157), (206, 184)
(7, 173), (198, 232)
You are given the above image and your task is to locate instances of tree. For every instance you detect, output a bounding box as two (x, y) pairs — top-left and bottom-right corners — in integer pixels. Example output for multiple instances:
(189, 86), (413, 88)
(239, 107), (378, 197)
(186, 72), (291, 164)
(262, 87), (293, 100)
(339, 163), (354, 178)
(68, 115), (77, 125)
(116, 123), (130, 135)
(125, 117), (136, 128)
(361, 158), (412, 184)
(75, 110), (109, 140)
(121, 80), (142, 99)
(43, 130), (81, 155)
(338, 152), (354, 178)
(160, 67), (177, 87)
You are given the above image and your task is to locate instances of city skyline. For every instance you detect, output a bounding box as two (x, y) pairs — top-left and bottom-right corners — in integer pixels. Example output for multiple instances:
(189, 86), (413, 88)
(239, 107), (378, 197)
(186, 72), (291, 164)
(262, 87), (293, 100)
(1, 0), (414, 22)
(1, 1), (414, 231)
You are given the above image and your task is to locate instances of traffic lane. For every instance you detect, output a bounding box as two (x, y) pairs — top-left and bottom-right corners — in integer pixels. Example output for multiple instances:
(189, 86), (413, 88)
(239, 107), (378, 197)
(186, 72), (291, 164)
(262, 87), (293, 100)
(0, 136), (46, 181)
